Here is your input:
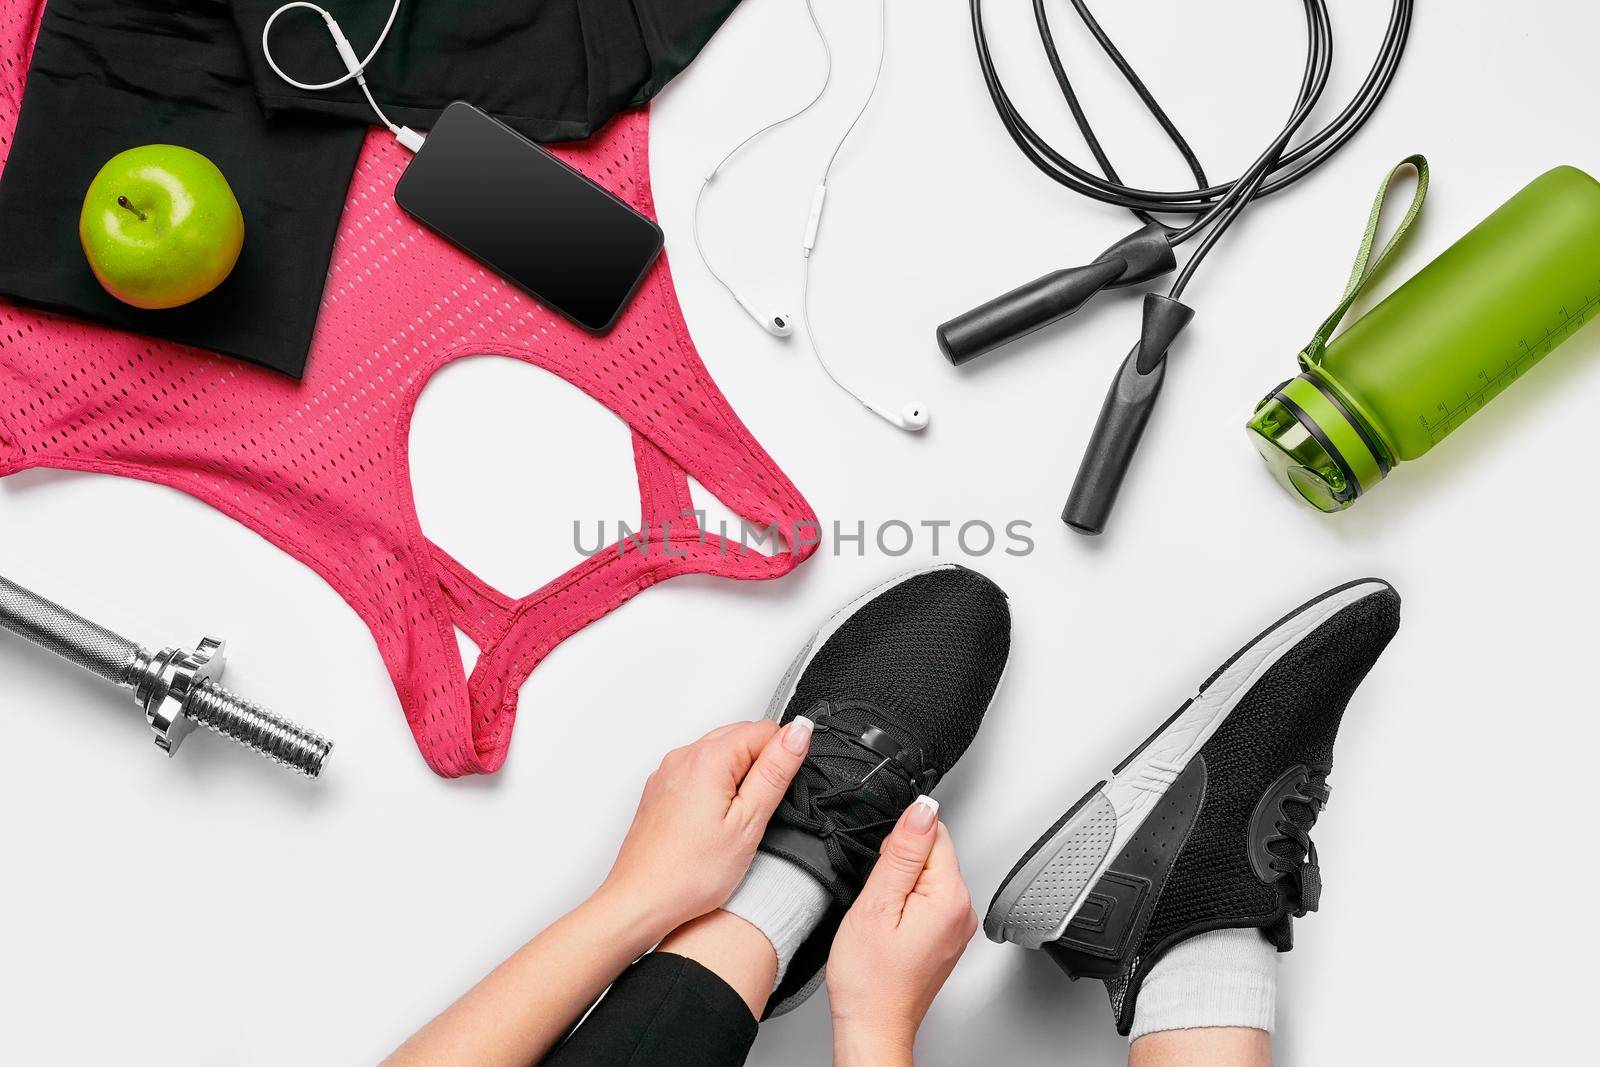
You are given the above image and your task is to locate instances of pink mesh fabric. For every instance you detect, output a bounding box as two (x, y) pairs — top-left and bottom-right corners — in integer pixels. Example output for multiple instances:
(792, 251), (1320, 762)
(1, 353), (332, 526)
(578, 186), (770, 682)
(0, 0), (817, 777)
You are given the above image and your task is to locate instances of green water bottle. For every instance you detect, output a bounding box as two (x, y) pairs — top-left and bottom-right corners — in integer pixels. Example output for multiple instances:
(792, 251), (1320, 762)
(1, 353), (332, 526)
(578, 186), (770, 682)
(1249, 158), (1600, 511)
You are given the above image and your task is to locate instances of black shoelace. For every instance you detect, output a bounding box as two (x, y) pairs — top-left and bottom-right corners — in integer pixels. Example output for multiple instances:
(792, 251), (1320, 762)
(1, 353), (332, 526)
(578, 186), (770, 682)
(775, 705), (934, 882)
(1270, 772), (1332, 916)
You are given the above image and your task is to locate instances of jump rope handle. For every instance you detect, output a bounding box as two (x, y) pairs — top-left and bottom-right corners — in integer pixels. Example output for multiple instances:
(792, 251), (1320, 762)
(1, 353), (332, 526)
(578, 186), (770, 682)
(1062, 293), (1194, 536)
(936, 224), (1175, 366)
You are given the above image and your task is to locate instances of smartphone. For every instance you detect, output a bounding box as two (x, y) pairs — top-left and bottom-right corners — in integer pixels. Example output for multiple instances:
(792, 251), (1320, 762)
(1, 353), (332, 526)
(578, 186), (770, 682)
(395, 102), (664, 333)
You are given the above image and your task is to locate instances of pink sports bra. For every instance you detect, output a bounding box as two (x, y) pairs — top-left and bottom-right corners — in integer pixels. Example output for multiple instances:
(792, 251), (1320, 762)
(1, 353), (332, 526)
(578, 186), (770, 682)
(0, 0), (817, 777)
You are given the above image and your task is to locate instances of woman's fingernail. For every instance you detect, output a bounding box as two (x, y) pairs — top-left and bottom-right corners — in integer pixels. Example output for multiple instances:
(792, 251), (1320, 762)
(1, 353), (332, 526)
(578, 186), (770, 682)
(783, 715), (814, 754)
(905, 794), (939, 833)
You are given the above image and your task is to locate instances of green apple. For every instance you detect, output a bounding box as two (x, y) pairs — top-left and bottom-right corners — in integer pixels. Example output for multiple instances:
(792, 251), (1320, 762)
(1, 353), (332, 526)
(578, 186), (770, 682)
(78, 145), (245, 310)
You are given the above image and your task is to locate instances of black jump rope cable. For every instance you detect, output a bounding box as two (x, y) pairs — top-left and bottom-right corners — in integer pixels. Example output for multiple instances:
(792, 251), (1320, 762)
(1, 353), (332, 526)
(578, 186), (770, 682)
(947, 0), (1415, 534)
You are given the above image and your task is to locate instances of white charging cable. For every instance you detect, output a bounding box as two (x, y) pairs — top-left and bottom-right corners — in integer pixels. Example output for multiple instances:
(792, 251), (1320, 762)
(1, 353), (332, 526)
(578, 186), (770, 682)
(260, 1), (426, 152)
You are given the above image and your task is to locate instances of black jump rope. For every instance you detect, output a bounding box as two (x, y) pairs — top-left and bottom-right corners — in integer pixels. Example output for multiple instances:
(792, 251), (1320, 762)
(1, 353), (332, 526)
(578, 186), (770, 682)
(941, 0), (1415, 535)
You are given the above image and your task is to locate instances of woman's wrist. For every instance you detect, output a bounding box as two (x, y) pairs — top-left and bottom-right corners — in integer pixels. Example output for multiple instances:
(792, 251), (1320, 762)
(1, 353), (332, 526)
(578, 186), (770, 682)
(832, 1019), (916, 1067)
(584, 880), (689, 953)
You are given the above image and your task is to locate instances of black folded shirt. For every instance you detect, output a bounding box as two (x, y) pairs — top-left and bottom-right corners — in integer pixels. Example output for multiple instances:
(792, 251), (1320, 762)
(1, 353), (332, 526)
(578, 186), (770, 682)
(231, 0), (741, 142)
(0, 0), (740, 377)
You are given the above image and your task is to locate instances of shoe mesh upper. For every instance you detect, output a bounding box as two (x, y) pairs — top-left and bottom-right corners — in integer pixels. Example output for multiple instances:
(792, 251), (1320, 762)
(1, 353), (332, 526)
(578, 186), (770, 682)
(780, 567), (1012, 775)
(1126, 587), (1401, 1006)
(760, 566), (1011, 1019)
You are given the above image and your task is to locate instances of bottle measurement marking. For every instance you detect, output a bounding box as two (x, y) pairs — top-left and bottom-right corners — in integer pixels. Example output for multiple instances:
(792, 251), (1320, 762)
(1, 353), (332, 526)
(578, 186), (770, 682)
(1418, 285), (1600, 444)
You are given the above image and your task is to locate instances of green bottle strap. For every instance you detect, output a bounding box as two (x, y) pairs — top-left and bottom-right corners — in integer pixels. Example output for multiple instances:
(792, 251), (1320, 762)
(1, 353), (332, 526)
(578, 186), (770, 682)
(1300, 155), (1429, 367)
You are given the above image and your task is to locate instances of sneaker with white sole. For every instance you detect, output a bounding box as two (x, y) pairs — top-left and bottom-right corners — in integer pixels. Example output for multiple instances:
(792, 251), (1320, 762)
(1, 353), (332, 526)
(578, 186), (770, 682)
(984, 578), (1400, 1035)
(760, 564), (1012, 1018)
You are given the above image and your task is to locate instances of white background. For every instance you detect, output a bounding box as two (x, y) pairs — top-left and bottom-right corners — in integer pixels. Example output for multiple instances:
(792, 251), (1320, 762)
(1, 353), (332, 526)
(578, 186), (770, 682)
(1, 1), (1594, 1063)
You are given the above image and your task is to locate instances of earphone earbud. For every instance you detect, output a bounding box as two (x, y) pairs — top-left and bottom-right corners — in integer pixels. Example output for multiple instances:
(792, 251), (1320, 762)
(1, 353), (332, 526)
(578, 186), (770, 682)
(693, 0), (927, 436)
(732, 292), (796, 338)
(692, 1), (835, 346)
(865, 400), (932, 433)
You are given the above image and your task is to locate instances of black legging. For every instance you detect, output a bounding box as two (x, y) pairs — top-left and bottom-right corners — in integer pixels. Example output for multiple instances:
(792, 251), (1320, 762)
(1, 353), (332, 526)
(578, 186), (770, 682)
(544, 954), (758, 1066)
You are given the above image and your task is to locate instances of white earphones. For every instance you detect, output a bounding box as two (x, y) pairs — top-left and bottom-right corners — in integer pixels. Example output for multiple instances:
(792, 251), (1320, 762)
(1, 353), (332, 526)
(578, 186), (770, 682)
(865, 400), (932, 432)
(689, 0), (828, 342)
(731, 287), (795, 338)
(694, 0), (929, 434)
(694, 165), (795, 336)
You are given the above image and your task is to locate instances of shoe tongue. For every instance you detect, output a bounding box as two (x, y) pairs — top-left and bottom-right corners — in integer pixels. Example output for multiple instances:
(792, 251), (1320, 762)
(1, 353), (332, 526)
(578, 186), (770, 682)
(817, 699), (921, 756)
(805, 700), (923, 844)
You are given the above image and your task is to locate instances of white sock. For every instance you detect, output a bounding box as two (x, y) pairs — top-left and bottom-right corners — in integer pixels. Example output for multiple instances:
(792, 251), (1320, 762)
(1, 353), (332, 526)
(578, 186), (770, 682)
(1128, 927), (1278, 1041)
(722, 853), (831, 987)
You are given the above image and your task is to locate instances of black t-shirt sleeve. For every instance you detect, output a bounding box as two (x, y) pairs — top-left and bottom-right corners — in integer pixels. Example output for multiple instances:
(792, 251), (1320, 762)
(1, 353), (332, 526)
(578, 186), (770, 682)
(229, 0), (742, 142)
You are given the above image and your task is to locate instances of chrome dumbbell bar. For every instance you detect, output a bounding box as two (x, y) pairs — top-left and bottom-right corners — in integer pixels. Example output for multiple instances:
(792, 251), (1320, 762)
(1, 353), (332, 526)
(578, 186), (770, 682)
(0, 574), (332, 778)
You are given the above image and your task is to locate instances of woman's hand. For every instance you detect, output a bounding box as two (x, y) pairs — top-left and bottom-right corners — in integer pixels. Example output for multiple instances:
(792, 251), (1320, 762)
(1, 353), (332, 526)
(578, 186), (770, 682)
(596, 717), (813, 938)
(826, 797), (979, 1066)
(387, 717), (811, 1067)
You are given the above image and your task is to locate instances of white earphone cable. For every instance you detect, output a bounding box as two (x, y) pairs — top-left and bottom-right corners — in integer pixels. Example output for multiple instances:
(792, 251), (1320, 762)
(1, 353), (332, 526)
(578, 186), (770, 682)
(692, 0), (833, 324)
(815, 0), (888, 188)
(800, 0), (890, 415)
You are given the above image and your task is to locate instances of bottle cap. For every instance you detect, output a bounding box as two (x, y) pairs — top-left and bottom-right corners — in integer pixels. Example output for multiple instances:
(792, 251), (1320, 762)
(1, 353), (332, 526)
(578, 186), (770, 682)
(1246, 374), (1389, 512)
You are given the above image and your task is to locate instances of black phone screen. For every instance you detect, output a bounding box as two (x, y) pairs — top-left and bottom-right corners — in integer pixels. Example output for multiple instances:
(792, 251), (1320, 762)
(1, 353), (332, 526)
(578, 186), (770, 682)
(395, 102), (664, 333)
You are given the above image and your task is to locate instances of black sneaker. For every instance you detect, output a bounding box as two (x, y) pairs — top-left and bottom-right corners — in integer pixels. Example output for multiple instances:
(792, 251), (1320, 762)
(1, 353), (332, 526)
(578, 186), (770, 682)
(758, 564), (1012, 1018)
(984, 578), (1400, 1035)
